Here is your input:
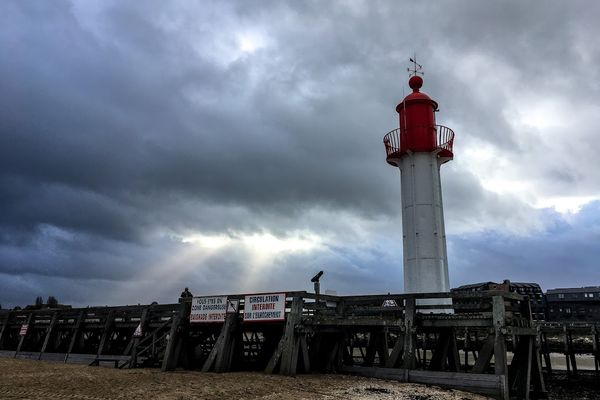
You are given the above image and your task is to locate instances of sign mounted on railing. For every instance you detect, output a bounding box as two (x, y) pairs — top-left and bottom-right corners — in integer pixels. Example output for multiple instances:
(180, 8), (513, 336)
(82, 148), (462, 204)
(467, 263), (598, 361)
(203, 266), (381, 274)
(133, 323), (143, 337)
(190, 296), (227, 323)
(382, 299), (398, 307)
(19, 324), (29, 336)
(226, 299), (239, 314)
(243, 293), (286, 322)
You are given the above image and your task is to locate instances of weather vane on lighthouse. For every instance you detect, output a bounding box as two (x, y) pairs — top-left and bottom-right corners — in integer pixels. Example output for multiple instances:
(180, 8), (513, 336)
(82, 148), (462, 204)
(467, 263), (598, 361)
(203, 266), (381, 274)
(407, 55), (424, 77)
(383, 58), (455, 311)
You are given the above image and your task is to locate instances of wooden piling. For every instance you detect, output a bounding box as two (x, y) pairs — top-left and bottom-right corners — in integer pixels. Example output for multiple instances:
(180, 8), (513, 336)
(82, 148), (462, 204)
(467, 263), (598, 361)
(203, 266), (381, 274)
(39, 312), (57, 359)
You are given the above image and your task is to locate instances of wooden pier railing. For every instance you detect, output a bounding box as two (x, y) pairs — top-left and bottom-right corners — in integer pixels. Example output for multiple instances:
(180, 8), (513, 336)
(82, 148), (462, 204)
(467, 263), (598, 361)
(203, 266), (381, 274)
(10, 290), (600, 399)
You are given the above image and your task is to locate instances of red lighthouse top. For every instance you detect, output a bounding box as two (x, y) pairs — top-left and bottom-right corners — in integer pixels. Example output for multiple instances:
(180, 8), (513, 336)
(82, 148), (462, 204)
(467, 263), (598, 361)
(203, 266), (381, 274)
(383, 70), (454, 166)
(401, 75), (438, 107)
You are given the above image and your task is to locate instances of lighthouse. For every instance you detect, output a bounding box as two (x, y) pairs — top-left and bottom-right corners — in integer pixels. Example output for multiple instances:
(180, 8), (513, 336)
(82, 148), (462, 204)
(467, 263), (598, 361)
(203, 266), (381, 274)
(383, 62), (454, 302)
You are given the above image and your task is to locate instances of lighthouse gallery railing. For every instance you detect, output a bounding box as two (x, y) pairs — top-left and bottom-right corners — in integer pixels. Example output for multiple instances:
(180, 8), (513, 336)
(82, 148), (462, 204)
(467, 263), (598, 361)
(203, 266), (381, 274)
(383, 124), (454, 158)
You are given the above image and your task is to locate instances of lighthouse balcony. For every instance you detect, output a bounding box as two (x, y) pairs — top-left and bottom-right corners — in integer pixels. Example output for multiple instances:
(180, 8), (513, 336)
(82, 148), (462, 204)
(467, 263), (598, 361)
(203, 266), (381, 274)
(383, 124), (454, 165)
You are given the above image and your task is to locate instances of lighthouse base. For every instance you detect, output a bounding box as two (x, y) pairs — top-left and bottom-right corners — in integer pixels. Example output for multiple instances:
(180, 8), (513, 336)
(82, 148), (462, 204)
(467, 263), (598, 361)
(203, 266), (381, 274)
(404, 260), (452, 313)
(412, 297), (453, 314)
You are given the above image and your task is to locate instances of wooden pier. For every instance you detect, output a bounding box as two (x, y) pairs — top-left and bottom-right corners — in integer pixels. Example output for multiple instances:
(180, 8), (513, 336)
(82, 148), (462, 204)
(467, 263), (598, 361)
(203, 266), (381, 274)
(6, 290), (596, 399)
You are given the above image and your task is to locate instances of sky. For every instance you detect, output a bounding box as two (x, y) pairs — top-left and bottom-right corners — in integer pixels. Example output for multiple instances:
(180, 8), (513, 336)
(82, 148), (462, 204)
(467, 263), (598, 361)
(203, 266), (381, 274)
(1, 1), (600, 308)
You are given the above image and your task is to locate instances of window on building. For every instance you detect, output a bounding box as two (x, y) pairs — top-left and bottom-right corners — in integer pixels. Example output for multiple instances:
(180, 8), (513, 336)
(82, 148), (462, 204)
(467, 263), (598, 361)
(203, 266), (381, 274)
(558, 294), (565, 299)
(566, 307), (572, 314)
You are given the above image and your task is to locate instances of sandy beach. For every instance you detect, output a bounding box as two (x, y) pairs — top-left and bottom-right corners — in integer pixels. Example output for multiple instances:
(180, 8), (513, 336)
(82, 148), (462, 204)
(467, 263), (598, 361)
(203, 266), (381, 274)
(0, 358), (492, 400)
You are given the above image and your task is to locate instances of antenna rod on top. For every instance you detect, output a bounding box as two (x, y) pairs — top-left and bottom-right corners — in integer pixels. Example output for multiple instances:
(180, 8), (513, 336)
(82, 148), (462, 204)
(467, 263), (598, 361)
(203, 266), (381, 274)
(402, 87), (407, 133)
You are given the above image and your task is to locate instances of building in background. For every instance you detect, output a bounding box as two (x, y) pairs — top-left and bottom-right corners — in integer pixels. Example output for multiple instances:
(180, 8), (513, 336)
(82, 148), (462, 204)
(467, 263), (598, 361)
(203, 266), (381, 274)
(452, 280), (545, 320)
(545, 287), (600, 322)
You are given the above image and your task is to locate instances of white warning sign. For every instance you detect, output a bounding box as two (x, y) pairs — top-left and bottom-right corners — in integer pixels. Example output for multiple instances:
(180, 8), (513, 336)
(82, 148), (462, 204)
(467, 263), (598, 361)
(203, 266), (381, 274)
(133, 323), (143, 337)
(190, 296), (227, 323)
(243, 293), (286, 322)
(382, 299), (398, 307)
(226, 299), (239, 314)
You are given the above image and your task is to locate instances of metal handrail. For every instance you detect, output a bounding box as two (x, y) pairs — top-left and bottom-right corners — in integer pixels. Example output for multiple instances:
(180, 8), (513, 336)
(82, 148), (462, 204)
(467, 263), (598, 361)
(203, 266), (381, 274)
(383, 124), (454, 158)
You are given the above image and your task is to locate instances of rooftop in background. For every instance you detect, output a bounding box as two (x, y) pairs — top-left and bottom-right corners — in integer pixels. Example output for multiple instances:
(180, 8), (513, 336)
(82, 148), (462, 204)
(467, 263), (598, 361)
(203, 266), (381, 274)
(453, 280), (542, 293)
(546, 287), (600, 294)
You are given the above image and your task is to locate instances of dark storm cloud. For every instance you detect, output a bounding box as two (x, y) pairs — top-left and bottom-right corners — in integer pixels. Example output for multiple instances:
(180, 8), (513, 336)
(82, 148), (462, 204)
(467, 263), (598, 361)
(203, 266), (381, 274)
(1, 0), (599, 307)
(1, 0), (399, 238)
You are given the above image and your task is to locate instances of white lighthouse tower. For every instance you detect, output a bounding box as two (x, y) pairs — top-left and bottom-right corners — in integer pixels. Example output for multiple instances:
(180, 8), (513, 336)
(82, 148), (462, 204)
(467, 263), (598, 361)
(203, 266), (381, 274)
(383, 63), (454, 302)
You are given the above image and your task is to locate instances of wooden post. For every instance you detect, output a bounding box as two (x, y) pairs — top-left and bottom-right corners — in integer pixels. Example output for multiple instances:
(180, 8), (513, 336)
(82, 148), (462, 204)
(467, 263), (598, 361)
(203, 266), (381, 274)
(447, 330), (460, 372)
(402, 297), (416, 370)
(127, 306), (149, 368)
(310, 331), (344, 373)
(385, 333), (405, 368)
(492, 296), (509, 400)
(567, 330), (578, 376)
(15, 313), (33, 357)
(215, 313), (240, 372)
(429, 330), (450, 371)
(278, 297), (302, 375)
(428, 328), (459, 372)
(161, 317), (181, 371)
(151, 331), (156, 359)
(464, 328), (470, 371)
(363, 329), (381, 366)
(299, 335), (311, 372)
(523, 299), (545, 398)
(0, 311), (10, 349)
(472, 334), (495, 374)
(540, 331), (552, 380)
(379, 328), (389, 366)
(562, 324), (571, 375)
(593, 325), (599, 378)
(97, 309), (115, 356)
(335, 331), (346, 371)
(422, 332), (428, 367)
(530, 331), (547, 398)
(265, 332), (286, 374)
(65, 310), (85, 362)
(509, 336), (533, 400)
(162, 303), (187, 372)
(562, 325), (577, 377)
(39, 312), (58, 359)
(265, 297), (305, 375)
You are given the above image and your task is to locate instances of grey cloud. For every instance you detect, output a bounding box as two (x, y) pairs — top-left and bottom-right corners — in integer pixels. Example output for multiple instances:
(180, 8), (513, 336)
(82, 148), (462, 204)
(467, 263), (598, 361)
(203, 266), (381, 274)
(448, 202), (600, 290)
(1, 0), (599, 307)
